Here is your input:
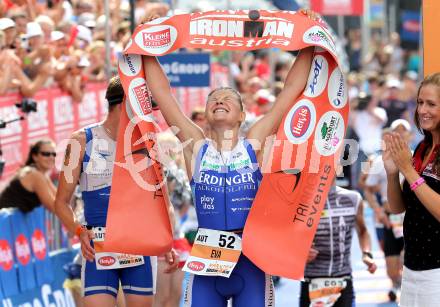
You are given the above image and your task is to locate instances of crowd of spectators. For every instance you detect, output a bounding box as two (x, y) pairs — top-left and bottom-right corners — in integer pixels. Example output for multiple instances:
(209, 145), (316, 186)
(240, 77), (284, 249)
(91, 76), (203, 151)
(0, 0), (170, 102)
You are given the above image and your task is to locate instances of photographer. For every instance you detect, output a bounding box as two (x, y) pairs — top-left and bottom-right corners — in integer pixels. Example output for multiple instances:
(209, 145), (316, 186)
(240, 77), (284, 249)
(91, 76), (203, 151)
(0, 138), (57, 213)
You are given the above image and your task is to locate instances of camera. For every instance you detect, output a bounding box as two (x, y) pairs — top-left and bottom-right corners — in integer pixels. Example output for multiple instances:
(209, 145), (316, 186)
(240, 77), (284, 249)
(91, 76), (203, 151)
(16, 98), (37, 113)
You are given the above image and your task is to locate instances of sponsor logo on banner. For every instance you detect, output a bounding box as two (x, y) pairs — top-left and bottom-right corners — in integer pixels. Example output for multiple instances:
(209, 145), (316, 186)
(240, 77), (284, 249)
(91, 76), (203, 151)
(0, 240), (14, 271)
(119, 54), (142, 77)
(284, 99), (317, 144)
(328, 68), (348, 109)
(189, 13), (294, 48)
(135, 25), (177, 55)
(128, 78), (155, 121)
(315, 111), (345, 156)
(31, 229), (47, 260)
(304, 55), (328, 98)
(15, 234), (31, 265)
(187, 261), (205, 271)
(303, 25), (336, 54)
(98, 256), (116, 266)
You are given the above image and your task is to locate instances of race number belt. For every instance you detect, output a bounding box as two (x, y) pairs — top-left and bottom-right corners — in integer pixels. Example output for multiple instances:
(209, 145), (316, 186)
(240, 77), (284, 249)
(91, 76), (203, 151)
(92, 227), (145, 270)
(308, 276), (349, 307)
(389, 213), (405, 239)
(182, 228), (241, 278)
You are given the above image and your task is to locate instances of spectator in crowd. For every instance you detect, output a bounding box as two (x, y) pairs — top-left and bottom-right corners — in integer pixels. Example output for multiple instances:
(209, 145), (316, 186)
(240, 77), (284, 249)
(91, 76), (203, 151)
(364, 119), (412, 302)
(0, 17), (17, 48)
(384, 73), (440, 306)
(379, 78), (409, 127)
(0, 138), (57, 213)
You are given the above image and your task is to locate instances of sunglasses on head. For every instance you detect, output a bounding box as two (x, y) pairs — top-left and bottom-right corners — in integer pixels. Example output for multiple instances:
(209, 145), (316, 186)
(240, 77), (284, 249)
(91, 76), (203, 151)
(39, 151), (56, 157)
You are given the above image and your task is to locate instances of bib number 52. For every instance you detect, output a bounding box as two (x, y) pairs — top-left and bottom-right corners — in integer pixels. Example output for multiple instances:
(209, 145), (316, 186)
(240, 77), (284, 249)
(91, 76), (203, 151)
(219, 234), (236, 248)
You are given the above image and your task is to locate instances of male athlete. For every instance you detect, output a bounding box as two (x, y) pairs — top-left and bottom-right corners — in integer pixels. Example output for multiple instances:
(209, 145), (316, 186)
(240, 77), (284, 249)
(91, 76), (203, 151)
(55, 76), (178, 307)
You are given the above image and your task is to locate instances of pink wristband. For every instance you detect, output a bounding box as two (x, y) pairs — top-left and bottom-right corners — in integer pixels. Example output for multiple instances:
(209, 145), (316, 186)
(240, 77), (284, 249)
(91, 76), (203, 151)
(410, 177), (425, 191)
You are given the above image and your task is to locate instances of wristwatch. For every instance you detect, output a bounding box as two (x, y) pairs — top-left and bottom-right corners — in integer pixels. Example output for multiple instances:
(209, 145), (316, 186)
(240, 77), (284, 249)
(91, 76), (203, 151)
(362, 251), (373, 259)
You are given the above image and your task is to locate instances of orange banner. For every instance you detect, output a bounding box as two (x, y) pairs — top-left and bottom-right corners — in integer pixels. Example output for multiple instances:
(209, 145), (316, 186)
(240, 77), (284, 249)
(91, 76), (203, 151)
(423, 0), (440, 76)
(105, 10), (349, 277)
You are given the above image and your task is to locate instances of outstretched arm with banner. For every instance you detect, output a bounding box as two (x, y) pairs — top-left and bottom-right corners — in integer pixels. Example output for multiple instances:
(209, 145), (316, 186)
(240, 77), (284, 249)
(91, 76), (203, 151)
(104, 9), (349, 280)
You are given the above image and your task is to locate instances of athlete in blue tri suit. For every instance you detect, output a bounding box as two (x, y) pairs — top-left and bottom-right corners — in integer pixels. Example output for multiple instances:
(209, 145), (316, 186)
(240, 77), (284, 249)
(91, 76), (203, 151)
(55, 76), (178, 307)
(142, 19), (315, 304)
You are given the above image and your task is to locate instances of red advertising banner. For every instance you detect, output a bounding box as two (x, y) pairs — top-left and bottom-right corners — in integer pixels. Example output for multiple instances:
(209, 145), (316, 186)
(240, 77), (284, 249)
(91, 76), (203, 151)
(311, 0), (364, 16)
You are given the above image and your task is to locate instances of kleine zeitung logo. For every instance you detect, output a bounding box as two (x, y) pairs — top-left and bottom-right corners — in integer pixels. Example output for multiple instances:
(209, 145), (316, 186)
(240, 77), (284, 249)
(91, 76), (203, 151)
(284, 99), (317, 144)
(135, 25), (177, 55)
(303, 25), (337, 54)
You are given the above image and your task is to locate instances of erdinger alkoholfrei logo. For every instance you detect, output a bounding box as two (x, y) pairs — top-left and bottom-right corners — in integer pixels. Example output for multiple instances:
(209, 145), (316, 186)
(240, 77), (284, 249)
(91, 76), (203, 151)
(328, 67), (348, 109)
(135, 25), (177, 55)
(284, 99), (317, 144)
(0, 239), (14, 271)
(315, 111), (345, 156)
(304, 55), (329, 98)
(15, 234), (31, 265)
(143, 28), (171, 47)
(31, 229), (47, 260)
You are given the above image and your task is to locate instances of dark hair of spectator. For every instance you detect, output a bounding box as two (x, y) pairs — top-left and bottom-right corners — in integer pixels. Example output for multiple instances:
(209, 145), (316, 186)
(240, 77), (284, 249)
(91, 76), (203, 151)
(414, 72), (440, 175)
(105, 75), (124, 110)
(207, 87), (243, 111)
(24, 139), (54, 166)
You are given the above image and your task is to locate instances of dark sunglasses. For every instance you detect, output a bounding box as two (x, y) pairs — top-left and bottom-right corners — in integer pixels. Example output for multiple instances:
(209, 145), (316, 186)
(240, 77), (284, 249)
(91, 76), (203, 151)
(39, 151), (56, 157)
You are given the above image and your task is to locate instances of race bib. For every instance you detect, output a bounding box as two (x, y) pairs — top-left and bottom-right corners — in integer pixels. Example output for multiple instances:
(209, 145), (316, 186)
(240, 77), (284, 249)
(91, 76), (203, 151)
(389, 213), (405, 239)
(182, 228), (242, 278)
(308, 277), (348, 307)
(93, 227), (145, 270)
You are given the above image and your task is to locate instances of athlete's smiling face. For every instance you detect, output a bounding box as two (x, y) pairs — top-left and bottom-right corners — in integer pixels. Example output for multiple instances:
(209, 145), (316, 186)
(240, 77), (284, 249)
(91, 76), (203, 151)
(206, 88), (245, 129)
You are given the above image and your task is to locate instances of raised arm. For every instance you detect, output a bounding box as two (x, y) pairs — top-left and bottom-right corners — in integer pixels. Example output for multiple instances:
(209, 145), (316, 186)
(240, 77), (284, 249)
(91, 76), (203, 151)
(142, 56), (204, 146)
(54, 131), (84, 234)
(247, 47), (314, 151)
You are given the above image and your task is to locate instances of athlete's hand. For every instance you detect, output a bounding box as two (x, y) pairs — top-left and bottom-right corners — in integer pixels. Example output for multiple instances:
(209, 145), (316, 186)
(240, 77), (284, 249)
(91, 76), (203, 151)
(307, 247), (319, 263)
(79, 229), (95, 262)
(362, 254), (377, 274)
(163, 249), (179, 273)
(299, 9), (321, 21)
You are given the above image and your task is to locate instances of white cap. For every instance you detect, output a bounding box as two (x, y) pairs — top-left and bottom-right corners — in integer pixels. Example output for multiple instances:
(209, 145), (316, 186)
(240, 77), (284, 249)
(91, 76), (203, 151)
(391, 119), (411, 132)
(50, 30), (65, 42)
(26, 22), (44, 38)
(76, 25), (92, 43)
(386, 78), (402, 89)
(78, 13), (96, 28)
(77, 56), (90, 67)
(0, 18), (15, 31)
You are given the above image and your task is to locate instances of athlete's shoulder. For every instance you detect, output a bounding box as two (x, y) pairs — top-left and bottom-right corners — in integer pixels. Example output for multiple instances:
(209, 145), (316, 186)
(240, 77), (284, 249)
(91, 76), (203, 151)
(335, 186), (362, 201)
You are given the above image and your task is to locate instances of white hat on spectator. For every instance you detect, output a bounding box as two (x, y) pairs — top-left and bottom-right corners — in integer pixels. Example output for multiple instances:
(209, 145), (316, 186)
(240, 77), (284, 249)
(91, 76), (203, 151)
(0, 18), (16, 31)
(26, 22), (44, 38)
(78, 13), (96, 28)
(255, 89), (275, 106)
(77, 56), (90, 67)
(391, 119), (411, 132)
(386, 78), (402, 89)
(51, 30), (65, 42)
(76, 25), (92, 43)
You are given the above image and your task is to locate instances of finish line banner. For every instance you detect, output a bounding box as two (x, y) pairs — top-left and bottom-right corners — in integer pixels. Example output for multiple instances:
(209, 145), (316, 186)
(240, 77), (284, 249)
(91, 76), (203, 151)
(107, 10), (349, 279)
